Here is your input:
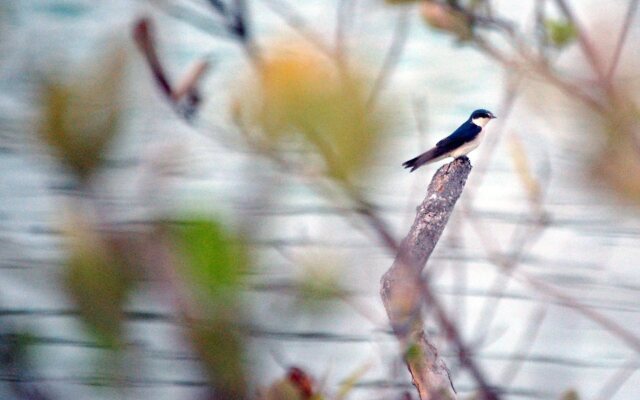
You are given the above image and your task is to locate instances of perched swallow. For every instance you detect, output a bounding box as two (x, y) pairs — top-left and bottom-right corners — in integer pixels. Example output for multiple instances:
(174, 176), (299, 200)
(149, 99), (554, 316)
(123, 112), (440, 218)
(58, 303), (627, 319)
(402, 109), (496, 172)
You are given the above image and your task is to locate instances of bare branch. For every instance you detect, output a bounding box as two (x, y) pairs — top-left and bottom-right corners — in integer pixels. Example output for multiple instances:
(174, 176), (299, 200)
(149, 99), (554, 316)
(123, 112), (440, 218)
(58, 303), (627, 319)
(133, 18), (208, 118)
(172, 59), (211, 102)
(133, 18), (173, 98)
(381, 157), (500, 400)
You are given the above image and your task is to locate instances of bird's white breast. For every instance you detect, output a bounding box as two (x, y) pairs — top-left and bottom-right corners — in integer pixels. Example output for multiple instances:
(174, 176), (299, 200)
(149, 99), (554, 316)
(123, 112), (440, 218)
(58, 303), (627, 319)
(449, 128), (485, 158)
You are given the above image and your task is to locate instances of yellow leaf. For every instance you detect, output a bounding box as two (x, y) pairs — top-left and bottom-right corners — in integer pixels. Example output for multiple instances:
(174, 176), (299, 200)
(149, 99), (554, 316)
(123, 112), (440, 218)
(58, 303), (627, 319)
(40, 47), (126, 181)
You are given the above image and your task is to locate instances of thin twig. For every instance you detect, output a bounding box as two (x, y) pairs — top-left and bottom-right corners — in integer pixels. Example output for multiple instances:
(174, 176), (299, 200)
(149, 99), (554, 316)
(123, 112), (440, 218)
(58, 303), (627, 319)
(366, 9), (411, 109)
(420, 276), (500, 400)
(498, 305), (547, 387)
(514, 270), (640, 354)
(554, 0), (608, 84)
(465, 198), (640, 354)
(149, 0), (233, 39)
(593, 356), (640, 400)
(133, 18), (208, 118)
(471, 17), (607, 112)
(605, 0), (639, 82)
(259, 0), (335, 57)
(463, 77), (520, 200)
(335, 0), (356, 67)
(468, 215), (546, 347)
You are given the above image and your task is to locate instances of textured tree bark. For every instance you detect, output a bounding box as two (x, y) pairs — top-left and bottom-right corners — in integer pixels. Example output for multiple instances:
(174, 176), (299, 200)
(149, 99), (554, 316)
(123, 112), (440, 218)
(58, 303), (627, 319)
(380, 157), (472, 400)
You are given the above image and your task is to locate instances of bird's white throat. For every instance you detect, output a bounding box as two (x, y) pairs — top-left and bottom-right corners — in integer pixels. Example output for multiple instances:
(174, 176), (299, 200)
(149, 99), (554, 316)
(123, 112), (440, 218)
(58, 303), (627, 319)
(471, 117), (492, 127)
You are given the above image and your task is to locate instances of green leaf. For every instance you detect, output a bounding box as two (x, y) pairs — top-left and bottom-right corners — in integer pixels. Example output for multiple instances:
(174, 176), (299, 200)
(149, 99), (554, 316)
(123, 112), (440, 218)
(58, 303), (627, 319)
(191, 319), (248, 398)
(173, 218), (249, 300)
(171, 217), (250, 396)
(545, 19), (577, 48)
(404, 342), (423, 363)
(63, 215), (133, 348)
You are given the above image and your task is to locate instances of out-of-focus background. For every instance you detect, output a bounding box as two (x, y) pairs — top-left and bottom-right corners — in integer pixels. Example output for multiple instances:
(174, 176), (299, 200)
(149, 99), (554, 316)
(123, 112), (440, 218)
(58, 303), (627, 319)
(1, 1), (640, 399)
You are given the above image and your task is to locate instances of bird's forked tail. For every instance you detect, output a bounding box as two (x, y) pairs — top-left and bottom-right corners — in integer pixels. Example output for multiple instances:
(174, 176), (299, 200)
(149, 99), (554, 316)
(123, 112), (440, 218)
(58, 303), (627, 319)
(402, 147), (444, 172)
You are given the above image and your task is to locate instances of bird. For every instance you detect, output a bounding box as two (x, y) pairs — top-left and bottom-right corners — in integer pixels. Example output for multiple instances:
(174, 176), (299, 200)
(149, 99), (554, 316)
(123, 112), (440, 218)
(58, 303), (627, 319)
(402, 109), (496, 172)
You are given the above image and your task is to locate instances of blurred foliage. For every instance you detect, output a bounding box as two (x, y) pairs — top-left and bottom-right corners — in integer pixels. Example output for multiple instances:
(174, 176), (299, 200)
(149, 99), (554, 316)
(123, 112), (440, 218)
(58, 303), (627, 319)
(172, 216), (251, 397)
(544, 19), (576, 49)
(265, 379), (305, 400)
(404, 341), (423, 364)
(264, 367), (318, 400)
(559, 389), (580, 400)
(286, 367), (316, 400)
(190, 318), (248, 399)
(336, 362), (371, 400)
(239, 41), (389, 181)
(420, 2), (473, 41)
(39, 47), (126, 182)
(173, 217), (249, 299)
(508, 133), (541, 204)
(83, 350), (130, 387)
(0, 330), (52, 398)
(384, 0), (421, 4)
(593, 104), (640, 202)
(0, 331), (36, 368)
(63, 212), (134, 349)
(294, 261), (345, 313)
(19, 1), (640, 399)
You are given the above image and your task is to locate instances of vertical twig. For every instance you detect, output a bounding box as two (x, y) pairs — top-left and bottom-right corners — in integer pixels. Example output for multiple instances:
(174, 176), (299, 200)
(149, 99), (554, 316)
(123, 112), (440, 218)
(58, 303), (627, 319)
(554, 0), (608, 84)
(335, 0), (356, 67)
(498, 306), (547, 387)
(420, 276), (499, 400)
(605, 0), (639, 82)
(593, 356), (640, 400)
(259, 0), (334, 56)
(366, 9), (411, 110)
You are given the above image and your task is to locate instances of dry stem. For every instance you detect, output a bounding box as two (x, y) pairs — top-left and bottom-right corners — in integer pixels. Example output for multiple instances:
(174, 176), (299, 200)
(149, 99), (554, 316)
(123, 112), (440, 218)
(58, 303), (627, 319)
(380, 157), (498, 400)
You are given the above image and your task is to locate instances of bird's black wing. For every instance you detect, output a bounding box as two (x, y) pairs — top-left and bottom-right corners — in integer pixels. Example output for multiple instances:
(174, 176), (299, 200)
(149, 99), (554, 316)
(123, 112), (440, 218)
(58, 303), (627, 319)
(435, 121), (481, 153)
(402, 121), (481, 172)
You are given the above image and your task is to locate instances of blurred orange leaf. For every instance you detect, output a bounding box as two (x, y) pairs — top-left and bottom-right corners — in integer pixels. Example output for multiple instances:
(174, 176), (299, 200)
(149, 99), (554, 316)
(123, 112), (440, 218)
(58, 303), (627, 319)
(420, 2), (473, 40)
(241, 41), (389, 180)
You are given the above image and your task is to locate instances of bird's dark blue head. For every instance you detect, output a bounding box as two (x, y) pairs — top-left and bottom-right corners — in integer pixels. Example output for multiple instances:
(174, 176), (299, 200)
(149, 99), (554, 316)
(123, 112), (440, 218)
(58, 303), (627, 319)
(470, 109), (496, 120)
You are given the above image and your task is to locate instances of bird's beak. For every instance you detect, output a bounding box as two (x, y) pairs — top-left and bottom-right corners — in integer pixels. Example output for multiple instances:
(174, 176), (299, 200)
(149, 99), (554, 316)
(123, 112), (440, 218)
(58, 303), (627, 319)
(490, 113), (497, 119)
